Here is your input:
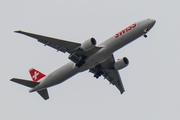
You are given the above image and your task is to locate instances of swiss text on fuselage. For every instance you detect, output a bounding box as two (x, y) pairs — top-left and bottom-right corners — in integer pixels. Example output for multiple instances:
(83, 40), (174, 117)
(115, 23), (136, 38)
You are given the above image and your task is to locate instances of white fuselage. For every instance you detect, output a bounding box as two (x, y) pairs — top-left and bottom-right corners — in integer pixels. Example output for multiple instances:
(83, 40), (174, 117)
(30, 19), (156, 92)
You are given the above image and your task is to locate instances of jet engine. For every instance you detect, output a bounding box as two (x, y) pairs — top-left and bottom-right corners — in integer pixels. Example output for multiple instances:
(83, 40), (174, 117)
(114, 57), (129, 70)
(81, 38), (96, 51)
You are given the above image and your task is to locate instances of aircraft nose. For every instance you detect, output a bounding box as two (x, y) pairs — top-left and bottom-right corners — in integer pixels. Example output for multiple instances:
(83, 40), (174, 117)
(148, 19), (156, 27)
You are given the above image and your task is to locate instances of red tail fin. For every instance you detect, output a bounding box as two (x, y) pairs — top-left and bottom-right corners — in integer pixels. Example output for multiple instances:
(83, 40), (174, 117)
(29, 68), (46, 82)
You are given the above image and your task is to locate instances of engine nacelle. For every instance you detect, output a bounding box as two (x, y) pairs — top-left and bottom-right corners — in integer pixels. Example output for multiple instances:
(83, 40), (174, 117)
(81, 38), (96, 51)
(114, 57), (129, 70)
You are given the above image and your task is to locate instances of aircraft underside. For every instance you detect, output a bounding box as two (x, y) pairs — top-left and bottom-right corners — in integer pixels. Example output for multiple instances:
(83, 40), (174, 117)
(10, 19), (156, 100)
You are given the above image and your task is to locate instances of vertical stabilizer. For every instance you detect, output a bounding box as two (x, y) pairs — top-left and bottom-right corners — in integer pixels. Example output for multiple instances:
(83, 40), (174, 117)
(29, 68), (46, 82)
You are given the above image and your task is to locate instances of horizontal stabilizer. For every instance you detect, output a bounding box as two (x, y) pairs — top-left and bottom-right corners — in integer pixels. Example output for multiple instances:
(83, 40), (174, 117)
(10, 78), (40, 88)
(37, 89), (49, 100)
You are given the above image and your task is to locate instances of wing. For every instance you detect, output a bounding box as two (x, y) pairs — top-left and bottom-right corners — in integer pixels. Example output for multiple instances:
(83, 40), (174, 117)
(15, 30), (80, 53)
(89, 55), (125, 94)
(15, 31), (101, 56)
(103, 67), (125, 94)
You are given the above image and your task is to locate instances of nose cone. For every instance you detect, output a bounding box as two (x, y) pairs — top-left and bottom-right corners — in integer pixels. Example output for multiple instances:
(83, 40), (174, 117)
(147, 19), (156, 28)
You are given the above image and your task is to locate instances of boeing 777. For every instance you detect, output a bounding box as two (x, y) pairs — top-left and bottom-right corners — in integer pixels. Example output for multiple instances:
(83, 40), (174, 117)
(11, 19), (156, 100)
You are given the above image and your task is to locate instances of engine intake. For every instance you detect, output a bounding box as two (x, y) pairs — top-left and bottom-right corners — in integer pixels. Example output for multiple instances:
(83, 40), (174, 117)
(114, 57), (129, 70)
(81, 38), (96, 51)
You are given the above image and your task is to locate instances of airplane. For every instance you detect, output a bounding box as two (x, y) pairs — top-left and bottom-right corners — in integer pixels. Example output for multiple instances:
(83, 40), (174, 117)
(11, 18), (156, 100)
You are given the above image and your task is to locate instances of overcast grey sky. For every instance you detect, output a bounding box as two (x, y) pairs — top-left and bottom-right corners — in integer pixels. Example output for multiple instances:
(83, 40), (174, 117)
(1, 0), (180, 120)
